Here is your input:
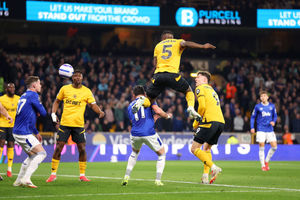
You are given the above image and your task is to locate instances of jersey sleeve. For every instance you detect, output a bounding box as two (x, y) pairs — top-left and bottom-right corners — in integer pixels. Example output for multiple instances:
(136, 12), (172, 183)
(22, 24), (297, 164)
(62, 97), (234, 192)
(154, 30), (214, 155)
(56, 86), (64, 101)
(154, 45), (158, 57)
(250, 105), (258, 129)
(31, 93), (47, 117)
(272, 105), (278, 123)
(86, 89), (96, 104)
(195, 86), (206, 114)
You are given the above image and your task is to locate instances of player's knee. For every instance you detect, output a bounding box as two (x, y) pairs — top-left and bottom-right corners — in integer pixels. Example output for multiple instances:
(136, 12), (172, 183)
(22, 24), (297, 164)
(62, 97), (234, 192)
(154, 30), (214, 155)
(271, 147), (277, 151)
(38, 151), (47, 160)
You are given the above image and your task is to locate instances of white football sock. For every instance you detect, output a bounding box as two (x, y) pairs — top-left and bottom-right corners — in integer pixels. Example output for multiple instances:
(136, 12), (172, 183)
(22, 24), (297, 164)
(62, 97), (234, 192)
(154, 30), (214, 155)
(16, 157), (31, 182)
(22, 151), (47, 182)
(265, 147), (277, 163)
(125, 151), (139, 177)
(259, 147), (265, 167)
(156, 154), (166, 181)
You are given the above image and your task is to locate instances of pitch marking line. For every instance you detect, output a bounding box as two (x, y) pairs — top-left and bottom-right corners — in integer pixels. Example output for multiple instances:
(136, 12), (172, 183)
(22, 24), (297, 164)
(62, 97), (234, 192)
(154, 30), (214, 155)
(0, 190), (278, 199)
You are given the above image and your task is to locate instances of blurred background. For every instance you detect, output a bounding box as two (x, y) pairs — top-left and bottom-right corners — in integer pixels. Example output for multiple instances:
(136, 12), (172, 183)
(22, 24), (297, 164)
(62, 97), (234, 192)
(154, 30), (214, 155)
(0, 0), (299, 162)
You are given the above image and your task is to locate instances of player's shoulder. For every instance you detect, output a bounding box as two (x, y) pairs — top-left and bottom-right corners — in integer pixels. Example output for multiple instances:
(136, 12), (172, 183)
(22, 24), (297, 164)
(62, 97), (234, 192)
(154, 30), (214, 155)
(0, 94), (6, 100)
(60, 84), (72, 90)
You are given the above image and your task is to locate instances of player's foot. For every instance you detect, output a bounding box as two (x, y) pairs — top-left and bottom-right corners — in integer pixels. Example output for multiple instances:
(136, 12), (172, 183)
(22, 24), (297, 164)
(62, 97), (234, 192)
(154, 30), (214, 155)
(46, 174), (57, 183)
(23, 181), (37, 188)
(154, 180), (164, 186)
(201, 174), (209, 184)
(187, 106), (202, 121)
(261, 166), (268, 171)
(0, 175), (3, 181)
(210, 166), (222, 184)
(121, 177), (129, 186)
(132, 96), (145, 114)
(79, 176), (91, 182)
(265, 162), (270, 171)
(13, 180), (23, 187)
(7, 170), (12, 177)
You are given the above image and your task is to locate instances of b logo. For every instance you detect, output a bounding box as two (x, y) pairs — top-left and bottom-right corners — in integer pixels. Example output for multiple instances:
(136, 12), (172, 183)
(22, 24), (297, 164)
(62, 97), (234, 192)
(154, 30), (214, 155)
(176, 7), (198, 27)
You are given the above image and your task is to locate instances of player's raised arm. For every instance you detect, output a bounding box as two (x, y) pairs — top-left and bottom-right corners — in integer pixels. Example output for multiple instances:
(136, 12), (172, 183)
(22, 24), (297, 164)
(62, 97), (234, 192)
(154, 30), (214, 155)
(180, 40), (216, 49)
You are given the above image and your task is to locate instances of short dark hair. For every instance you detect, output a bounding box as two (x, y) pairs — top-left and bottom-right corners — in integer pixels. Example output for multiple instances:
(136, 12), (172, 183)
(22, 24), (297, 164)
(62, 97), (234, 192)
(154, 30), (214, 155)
(259, 90), (268, 96)
(133, 85), (145, 96)
(73, 69), (83, 75)
(161, 30), (174, 38)
(25, 76), (39, 88)
(197, 70), (211, 82)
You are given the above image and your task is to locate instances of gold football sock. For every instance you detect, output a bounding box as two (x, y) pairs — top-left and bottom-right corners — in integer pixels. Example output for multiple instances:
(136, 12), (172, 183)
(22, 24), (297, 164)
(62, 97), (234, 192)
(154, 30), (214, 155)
(203, 150), (212, 174)
(143, 97), (151, 107)
(185, 91), (195, 108)
(7, 147), (14, 170)
(194, 148), (213, 168)
(0, 147), (3, 160)
(51, 158), (60, 174)
(79, 161), (87, 175)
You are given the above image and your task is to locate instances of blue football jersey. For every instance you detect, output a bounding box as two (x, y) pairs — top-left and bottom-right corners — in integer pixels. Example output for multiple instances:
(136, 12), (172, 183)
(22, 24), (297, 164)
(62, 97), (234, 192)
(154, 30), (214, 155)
(13, 90), (47, 135)
(250, 102), (277, 132)
(128, 98), (156, 137)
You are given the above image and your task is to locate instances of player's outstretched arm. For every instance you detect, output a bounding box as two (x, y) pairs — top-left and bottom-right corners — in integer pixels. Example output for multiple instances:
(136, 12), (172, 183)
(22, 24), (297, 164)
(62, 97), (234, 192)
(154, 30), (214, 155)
(90, 103), (105, 118)
(152, 104), (172, 119)
(180, 41), (216, 49)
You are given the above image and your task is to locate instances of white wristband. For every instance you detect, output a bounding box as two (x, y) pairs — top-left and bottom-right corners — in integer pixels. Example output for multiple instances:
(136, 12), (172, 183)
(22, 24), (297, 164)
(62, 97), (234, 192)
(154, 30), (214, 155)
(51, 113), (57, 122)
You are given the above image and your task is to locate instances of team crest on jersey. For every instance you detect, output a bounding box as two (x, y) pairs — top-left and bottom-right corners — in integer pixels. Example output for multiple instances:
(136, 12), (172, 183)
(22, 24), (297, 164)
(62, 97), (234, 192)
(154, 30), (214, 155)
(73, 94), (77, 98)
(196, 89), (200, 95)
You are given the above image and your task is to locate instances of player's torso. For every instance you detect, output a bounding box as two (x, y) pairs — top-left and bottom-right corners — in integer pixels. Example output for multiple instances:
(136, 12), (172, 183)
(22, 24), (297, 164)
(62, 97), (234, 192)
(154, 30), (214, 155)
(60, 85), (90, 127)
(129, 101), (155, 136)
(256, 103), (274, 126)
(154, 39), (184, 74)
(0, 95), (20, 127)
(196, 84), (225, 124)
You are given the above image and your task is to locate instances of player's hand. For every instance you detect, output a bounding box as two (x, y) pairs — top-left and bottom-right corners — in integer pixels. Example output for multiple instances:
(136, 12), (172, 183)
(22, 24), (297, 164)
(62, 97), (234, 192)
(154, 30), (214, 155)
(203, 43), (216, 49)
(166, 113), (173, 119)
(99, 111), (105, 118)
(36, 134), (42, 143)
(6, 115), (13, 124)
(51, 113), (59, 123)
(270, 121), (275, 126)
(250, 128), (255, 134)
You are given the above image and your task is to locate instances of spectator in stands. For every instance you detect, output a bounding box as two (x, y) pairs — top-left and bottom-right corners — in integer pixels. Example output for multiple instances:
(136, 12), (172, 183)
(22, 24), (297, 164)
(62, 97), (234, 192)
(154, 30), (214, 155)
(282, 125), (293, 145)
(233, 108), (244, 132)
(225, 81), (237, 101)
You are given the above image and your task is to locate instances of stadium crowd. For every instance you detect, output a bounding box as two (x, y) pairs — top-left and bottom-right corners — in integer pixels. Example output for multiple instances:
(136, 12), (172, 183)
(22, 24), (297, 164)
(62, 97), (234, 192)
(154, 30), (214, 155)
(0, 48), (299, 135)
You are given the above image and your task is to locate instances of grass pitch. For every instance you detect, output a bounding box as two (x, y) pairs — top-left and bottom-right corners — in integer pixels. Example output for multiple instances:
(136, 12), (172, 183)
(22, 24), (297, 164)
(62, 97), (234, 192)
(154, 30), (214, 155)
(1, 161), (300, 200)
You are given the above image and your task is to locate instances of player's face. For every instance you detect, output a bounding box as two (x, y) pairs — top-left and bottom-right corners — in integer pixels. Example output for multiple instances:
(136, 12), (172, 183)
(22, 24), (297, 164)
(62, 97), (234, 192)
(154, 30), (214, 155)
(6, 84), (15, 96)
(33, 79), (42, 93)
(72, 72), (83, 85)
(195, 74), (207, 86)
(161, 33), (174, 40)
(260, 93), (269, 103)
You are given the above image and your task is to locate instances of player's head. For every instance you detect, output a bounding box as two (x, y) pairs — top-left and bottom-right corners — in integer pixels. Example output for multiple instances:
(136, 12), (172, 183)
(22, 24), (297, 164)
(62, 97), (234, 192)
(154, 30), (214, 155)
(259, 90), (269, 103)
(26, 76), (41, 93)
(133, 85), (145, 98)
(5, 83), (15, 97)
(72, 69), (83, 86)
(195, 70), (211, 86)
(161, 30), (174, 41)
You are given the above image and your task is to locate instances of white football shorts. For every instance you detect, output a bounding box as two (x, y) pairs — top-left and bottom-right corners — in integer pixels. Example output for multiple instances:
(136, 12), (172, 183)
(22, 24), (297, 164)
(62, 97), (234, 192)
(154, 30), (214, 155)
(130, 133), (164, 152)
(256, 131), (277, 143)
(13, 134), (41, 154)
